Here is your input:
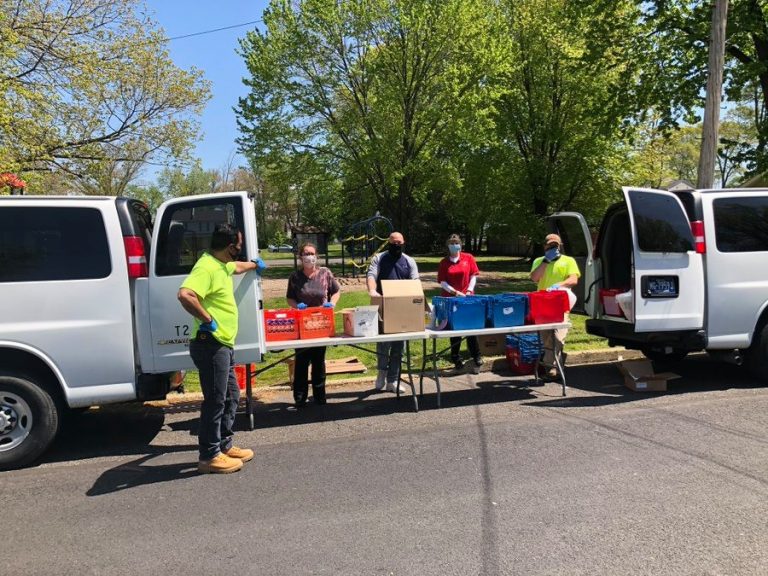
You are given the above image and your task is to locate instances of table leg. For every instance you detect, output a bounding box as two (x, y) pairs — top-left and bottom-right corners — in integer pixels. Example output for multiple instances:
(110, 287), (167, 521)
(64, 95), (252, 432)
(419, 339), (426, 397)
(245, 365), (254, 431)
(404, 340), (418, 412)
(533, 332), (542, 387)
(554, 338), (567, 396)
(432, 338), (441, 408)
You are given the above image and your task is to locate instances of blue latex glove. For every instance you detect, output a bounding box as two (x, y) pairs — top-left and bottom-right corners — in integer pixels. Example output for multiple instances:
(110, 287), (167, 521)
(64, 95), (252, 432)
(544, 248), (560, 262)
(199, 318), (218, 332)
(547, 283), (560, 292)
(323, 302), (334, 308)
(251, 257), (267, 274)
(297, 303), (308, 310)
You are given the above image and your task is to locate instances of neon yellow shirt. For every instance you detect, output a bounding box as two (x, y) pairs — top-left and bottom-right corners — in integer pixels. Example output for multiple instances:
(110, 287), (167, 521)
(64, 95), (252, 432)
(531, 255), (580, 291)
(180, 252), (238, 347)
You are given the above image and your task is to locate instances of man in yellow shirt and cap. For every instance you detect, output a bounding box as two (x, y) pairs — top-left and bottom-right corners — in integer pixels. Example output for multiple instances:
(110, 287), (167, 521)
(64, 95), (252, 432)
(530, 233), (580, 380)
(178, 223), (266, 474)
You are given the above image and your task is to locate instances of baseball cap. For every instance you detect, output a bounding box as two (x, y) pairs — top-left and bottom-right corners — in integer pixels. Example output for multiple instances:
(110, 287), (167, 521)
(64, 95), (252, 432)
(544, 233), (562, 246)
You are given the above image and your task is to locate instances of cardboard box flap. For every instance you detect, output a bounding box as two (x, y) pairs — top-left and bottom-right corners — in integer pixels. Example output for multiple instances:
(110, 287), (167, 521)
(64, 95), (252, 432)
(618, 359), (680, 382)
(649, 372), (681, 381)
(381, 279), (424, 297)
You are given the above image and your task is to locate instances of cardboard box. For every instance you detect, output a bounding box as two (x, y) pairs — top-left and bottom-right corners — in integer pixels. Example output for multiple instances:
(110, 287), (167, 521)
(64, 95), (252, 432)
(370, 279), (427, 333)
(617, 359), (680, 392)
(342, 306), (380, 337)
(477, 334), (507, 356)
(288, 356), (367, 383)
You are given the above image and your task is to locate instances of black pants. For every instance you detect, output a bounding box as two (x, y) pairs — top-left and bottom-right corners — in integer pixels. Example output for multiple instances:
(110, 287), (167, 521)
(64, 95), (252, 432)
(189, 334), (238, 460)
(293, 346), (327, 405)
(450, 336), (481, 363)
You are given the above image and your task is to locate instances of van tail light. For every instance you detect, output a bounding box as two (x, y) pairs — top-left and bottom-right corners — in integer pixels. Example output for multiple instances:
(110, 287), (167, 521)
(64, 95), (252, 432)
(124, 236), (148, 278)
(691, 221), (706, 254)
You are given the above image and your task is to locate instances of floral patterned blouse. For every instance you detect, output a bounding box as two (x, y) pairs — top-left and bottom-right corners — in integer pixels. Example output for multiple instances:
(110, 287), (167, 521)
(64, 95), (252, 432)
(286, 267), (340, 307)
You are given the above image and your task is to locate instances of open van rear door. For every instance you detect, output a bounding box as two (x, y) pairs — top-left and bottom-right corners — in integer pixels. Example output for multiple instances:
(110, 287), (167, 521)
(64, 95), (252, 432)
(546, 212), (594, 315)
(623, 187), (704, 333)
(136, 192), (265, 373)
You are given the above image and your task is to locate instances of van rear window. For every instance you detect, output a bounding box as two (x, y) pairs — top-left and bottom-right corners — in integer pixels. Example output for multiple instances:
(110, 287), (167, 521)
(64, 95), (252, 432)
(155, 199), (242, 276)
(628, 191), (694, 253)
(713, 197), (768, 252)
(0, 207), (111, 282)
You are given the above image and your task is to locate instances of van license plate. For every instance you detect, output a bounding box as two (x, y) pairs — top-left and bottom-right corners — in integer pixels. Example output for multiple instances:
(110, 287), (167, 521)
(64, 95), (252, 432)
(641, 276), (679, 298)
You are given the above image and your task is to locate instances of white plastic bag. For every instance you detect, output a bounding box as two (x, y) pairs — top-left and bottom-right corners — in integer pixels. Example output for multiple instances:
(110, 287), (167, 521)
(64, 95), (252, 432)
(615, 290), (634, 322)
(557, 287), (577, 311)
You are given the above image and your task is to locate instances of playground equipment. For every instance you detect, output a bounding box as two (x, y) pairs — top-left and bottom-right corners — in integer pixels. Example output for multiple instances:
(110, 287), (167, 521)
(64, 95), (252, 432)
(340, 215), (393, 277)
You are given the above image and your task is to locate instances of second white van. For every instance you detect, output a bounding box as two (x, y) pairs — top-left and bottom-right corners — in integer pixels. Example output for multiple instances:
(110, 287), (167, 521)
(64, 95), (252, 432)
(549, 186), (768, 378)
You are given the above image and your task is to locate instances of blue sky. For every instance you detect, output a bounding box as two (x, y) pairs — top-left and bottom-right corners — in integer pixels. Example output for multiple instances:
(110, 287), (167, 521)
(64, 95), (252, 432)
(144, 1), (270, 179)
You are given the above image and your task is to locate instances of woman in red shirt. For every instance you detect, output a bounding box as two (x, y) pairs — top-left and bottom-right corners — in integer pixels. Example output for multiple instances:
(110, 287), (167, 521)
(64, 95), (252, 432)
(437, 234), (483, 371)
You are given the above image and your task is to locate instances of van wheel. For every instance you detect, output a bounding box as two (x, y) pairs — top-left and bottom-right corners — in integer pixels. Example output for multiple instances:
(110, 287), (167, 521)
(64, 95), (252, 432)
(747, 324), (768, 380)
(0, 375), (60, 471)
(641, 347), (688, 364)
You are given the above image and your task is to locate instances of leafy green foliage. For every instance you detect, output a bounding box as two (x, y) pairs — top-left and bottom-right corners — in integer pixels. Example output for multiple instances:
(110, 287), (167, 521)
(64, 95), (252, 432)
(0, 0), (210, 193)
(236, 0), (508, 246)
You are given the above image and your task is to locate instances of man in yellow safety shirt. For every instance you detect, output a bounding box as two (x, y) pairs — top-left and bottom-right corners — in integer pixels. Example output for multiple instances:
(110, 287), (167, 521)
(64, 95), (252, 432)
(178, 223), (266, 474)
(530, 233), (580, 379)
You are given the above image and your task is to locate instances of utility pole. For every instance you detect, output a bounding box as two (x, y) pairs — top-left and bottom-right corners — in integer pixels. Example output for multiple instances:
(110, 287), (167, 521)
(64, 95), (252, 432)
(697, 0), (729, 189)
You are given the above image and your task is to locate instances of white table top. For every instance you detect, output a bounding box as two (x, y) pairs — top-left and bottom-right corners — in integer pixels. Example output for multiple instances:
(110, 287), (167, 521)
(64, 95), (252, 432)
(263, 323), (571, 351)
(425, 322), (570, 338)
(264, 331), (428, 351)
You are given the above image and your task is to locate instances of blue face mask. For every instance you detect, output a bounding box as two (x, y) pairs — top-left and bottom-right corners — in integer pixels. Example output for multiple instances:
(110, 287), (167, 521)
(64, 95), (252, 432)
(448, 244), (461, 255)
(545, 247), (560, 262)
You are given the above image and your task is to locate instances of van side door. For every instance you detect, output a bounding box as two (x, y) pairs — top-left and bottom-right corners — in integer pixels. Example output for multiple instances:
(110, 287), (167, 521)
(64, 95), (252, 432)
(623, 187), (705, 332)
(136, 192), (265, 373)
(546, 212), (594, 315)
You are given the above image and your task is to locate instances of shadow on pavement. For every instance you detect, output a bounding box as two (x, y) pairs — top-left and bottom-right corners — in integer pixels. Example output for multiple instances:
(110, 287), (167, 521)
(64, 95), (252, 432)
(87, 454), (199, 496)
(39, 403), (195, 466)
(525, 353), (766, 408)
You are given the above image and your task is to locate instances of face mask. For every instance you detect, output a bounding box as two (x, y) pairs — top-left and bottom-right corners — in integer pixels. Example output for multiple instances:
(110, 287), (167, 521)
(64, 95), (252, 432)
(387, 243), (403, 258)
(302, 255), (317, 266)
(448, 244), (461, 255)
(545, 247), (561, 262)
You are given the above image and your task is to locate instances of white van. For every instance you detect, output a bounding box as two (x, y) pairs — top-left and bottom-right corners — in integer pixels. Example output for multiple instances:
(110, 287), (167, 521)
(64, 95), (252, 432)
(0, 192), (265, 469)
(549, 186), (768, 377)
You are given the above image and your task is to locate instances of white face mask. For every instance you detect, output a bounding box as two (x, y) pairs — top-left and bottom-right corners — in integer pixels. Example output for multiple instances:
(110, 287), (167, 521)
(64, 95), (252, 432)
(302, 255), (317, 266)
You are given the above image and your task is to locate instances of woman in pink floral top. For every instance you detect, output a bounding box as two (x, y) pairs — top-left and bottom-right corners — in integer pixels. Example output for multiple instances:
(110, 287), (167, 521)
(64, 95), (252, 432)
(286, 242), (341, 406)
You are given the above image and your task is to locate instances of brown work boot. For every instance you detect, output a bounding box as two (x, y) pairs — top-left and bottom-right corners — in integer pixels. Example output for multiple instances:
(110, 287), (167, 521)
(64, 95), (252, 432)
(223, 446), (254, 463)
(198, 453), (243, 474)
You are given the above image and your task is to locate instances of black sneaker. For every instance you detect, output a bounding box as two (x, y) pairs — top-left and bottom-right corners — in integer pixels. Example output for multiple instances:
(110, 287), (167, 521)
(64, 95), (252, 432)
(452, 358), (464, 370)
(473, 357), (484, 367)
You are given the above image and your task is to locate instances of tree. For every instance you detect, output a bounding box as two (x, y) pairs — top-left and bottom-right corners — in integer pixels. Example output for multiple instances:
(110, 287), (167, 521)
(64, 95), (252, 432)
(492, 0), (645, 236)
(236, 0), (508, 243)
(0, 0), (210, 191)
(157, 163), (217, 198)
(643, 0), (768, 175)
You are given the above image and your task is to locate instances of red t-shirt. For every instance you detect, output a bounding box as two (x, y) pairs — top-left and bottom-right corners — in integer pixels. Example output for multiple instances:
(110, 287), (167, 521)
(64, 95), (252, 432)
(437, 252), (480, 295)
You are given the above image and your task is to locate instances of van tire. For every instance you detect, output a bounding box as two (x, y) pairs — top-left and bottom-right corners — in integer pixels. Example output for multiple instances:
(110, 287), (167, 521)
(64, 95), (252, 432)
(0, 375), (60, 471)
(747, 324), (768, 380)
(641, 347), (688, 364)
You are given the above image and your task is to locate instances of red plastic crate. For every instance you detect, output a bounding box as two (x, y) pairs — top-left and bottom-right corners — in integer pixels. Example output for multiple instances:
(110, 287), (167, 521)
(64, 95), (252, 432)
(527, 290), (569, 324)
(599, 288), (624, 317)
(263, 308), (299, 341)
(298, 307), (335, 339)
(233, 363), (256, 391)
(505, 346), (536, 375)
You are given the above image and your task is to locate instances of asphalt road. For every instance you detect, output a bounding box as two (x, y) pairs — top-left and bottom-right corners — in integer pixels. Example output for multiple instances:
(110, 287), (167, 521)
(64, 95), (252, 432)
(3, 356), (768, 575)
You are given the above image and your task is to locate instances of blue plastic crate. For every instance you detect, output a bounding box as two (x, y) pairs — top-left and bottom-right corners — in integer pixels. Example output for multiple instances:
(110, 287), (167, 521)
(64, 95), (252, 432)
(506, 333), (542, 363)
(432, 296), (487, 330)
(486, 293), (528, 328)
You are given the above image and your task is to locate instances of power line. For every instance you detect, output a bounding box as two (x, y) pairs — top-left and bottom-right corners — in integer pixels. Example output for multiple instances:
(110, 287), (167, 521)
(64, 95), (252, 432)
(166, 19), (263, 42)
